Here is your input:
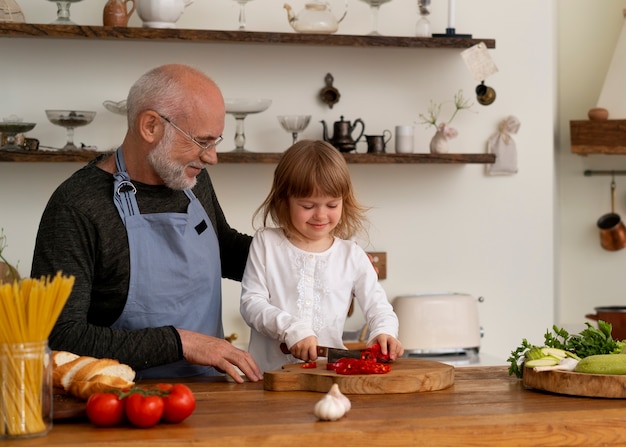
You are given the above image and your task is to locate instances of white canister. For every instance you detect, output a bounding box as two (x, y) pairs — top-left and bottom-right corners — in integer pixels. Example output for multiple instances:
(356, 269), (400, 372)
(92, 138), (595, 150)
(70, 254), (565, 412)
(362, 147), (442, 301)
(395, 125), (414, 153)
(392, 293), (482, 352)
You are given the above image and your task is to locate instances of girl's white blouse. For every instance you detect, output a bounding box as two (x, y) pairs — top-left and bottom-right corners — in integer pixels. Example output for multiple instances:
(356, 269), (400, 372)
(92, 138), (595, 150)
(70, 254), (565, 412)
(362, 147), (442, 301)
(240, 227), (399, 373)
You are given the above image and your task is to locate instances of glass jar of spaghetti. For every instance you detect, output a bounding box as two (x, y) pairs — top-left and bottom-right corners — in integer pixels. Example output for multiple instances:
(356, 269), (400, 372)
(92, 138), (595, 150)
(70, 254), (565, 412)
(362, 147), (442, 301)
(0, 340), (52, 439)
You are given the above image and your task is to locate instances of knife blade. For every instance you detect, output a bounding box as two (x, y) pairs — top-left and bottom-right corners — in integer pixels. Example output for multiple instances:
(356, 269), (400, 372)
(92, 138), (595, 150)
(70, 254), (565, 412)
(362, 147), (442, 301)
(279, 343), (364, 363)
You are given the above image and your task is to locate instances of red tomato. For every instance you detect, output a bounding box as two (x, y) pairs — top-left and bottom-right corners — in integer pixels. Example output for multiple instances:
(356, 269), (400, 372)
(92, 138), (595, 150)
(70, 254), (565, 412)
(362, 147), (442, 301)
(161, 384), (196, 423)
(124, 392), (164, 428)
(85, 392), (125, 427)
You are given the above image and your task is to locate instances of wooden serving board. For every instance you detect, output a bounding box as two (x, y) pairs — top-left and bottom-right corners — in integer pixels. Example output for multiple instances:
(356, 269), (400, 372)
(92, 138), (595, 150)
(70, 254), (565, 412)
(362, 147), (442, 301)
(53, 391), (86, 420)
(523, 366), (626, 398)
(263, 358), (454, 394)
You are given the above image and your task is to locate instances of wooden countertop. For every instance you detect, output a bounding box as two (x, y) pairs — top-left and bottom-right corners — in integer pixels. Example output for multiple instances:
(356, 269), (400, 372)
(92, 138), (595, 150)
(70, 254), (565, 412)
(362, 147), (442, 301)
(4, 366), (626, 446)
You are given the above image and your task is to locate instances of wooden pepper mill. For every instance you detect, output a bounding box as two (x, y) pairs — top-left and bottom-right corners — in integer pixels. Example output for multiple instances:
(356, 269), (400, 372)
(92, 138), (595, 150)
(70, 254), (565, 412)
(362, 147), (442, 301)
(103, 0), (136, 26)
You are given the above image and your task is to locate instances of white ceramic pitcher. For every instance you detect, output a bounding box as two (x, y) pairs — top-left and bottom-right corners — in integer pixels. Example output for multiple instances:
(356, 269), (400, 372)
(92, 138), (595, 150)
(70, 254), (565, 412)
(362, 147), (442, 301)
(136, 0), (194, 28)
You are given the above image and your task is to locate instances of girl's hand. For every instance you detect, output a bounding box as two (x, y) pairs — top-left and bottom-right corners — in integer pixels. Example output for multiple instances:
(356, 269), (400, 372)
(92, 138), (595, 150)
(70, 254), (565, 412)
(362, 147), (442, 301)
(369, 334), (404, 361)
(290, 336), (319, 362)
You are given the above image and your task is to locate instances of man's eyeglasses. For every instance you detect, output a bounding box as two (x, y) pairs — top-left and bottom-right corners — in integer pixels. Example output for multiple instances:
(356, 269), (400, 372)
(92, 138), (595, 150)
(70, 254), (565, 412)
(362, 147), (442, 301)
(158, 114), (223, 153)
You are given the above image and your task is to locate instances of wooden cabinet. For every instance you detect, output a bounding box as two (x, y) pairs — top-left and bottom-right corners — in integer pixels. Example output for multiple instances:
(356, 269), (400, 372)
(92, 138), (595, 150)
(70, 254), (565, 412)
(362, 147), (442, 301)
(0, 23), (496, 164)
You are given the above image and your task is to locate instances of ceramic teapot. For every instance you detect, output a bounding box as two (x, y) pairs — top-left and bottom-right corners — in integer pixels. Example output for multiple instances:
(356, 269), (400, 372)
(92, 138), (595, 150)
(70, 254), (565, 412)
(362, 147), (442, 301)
(136, 0), (193, 28)
(321, 115), (365, 153)
(284, 0), (348, 34)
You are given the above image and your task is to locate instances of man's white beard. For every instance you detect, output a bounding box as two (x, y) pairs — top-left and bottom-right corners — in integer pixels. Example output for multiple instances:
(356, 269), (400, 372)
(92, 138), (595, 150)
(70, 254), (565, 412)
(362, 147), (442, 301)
(148, 132), (200, 191)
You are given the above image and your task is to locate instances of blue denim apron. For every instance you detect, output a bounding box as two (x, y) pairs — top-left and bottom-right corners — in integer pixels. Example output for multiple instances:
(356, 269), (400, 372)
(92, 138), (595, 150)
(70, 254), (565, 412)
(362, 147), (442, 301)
(111, 148), (223, 379)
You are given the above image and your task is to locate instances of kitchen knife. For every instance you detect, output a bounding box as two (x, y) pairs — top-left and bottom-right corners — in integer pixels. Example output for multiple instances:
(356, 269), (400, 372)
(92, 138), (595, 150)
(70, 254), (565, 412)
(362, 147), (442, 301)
(279, 343), (365, 363)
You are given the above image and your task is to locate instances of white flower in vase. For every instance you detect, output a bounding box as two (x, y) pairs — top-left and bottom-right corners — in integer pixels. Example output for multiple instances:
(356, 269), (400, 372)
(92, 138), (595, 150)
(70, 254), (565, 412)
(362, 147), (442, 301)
(419, 90), (472, 154)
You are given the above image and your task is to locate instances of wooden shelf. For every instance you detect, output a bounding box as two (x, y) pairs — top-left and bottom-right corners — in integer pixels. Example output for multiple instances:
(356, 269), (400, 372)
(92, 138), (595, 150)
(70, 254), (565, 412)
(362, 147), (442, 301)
(570, 119), (626, 154)
(0, 23), (495, 49)
(0, 149), (495, 164)
(0, 24), (496, 166)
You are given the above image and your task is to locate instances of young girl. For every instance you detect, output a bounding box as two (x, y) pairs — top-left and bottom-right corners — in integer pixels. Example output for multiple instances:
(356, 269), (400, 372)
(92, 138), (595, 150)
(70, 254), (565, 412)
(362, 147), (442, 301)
(240, 140), (403, 373)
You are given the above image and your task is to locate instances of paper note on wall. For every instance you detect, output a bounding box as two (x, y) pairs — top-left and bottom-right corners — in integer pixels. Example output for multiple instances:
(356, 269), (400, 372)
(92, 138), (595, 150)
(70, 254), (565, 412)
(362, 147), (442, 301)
(461, 42), (498, 81)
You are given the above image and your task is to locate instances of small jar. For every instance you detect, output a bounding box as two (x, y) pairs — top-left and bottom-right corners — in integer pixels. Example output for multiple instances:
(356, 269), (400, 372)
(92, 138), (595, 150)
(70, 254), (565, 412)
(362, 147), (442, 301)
(0, 341), (52, 439)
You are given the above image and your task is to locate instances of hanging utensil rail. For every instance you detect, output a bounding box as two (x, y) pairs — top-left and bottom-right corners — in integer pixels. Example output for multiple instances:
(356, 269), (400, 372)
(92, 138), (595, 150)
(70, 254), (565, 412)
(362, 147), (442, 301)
(585, 170), (626, 176)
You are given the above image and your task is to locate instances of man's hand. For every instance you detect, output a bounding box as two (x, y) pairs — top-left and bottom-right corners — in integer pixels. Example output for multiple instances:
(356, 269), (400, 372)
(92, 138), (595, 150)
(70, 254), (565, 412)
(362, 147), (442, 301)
(178, 329), (263, 383)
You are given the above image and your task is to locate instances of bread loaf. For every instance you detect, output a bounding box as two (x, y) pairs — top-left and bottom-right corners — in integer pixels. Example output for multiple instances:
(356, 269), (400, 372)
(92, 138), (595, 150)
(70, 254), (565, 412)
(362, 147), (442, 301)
(52, 351), (136, 400)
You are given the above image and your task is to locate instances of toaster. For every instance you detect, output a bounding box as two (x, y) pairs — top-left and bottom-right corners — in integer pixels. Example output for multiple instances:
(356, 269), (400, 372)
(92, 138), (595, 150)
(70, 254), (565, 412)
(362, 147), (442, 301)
(392, 293), (483, 354)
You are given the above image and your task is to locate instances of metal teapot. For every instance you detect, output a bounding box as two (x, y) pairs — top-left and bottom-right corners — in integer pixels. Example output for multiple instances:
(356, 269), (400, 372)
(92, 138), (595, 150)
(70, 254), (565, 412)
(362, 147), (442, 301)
(283, 0), (347, 34)
(321, 115), (365, 153)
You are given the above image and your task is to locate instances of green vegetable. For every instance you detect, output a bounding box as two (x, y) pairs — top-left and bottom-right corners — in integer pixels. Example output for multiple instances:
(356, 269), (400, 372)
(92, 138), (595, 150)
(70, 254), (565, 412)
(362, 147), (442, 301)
(524, 358), (559, 368)
(574, 354), (626, 375)
(507, 322), (625, 378)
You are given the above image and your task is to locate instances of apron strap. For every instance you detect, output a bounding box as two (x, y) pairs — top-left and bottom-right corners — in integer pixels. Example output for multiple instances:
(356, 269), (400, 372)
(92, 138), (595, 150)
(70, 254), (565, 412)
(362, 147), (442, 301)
(112, 147), (197, 220)
(113, 148), (140, 220)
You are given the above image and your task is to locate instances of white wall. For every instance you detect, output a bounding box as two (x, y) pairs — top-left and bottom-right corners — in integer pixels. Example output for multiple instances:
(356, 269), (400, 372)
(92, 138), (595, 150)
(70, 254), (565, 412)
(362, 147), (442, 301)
(557, 1), (626, 329)
(0, 0), (557, 362)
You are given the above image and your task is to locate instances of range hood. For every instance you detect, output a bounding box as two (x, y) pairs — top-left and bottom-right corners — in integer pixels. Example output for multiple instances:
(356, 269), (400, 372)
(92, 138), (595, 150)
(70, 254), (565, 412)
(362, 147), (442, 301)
(571, 9), (626, 155)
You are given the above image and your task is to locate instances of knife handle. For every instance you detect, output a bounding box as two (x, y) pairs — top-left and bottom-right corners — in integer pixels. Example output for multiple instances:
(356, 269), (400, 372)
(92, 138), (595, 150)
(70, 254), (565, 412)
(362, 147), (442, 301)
(279, 343), (328, 358)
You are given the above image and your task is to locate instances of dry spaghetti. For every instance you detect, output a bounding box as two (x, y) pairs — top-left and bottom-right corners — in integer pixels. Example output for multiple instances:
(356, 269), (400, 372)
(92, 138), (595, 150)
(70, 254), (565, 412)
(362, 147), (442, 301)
(0, 272), (74, 438)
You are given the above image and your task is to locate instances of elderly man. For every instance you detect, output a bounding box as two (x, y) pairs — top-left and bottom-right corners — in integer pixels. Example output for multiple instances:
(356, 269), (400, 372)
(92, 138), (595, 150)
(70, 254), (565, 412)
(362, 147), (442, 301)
(31, 64), (262, 382)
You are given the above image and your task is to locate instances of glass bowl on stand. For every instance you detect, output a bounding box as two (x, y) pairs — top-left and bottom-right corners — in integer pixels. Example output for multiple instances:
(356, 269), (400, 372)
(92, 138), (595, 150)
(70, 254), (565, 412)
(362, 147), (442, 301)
(224, 98), (271, 152)
(45, 110), (96, 150)
(48, 0), (84, 24)
(102, 100), (127, 116)
(277, 115), (311, 145)
(232, 0), (254, 30)
(0, 121), (36, 151)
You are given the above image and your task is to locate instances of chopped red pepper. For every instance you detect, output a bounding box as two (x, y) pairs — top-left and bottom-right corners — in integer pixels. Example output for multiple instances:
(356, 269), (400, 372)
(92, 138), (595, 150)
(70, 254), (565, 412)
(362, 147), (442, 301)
(301, 361), (317, 369)
(325, 344), (392, 375)
(362, 343), (391, 363)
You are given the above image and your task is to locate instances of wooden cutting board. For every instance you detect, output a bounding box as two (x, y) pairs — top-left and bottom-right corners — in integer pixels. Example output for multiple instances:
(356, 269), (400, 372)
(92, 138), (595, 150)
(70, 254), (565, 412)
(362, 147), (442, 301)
(53, 391), (86, 420)
(523, 366), (626, 398)
(263, 358), (454, 394)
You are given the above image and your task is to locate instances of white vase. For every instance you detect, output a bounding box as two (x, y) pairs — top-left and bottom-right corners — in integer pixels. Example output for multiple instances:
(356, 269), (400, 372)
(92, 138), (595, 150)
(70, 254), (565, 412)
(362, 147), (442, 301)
(429, 123), (458, 154)
(429, 130), (449, 154)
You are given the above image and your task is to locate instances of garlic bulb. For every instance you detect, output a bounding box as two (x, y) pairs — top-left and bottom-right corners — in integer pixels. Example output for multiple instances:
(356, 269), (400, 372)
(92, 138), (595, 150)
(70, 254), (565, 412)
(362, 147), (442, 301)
(313, 394), (346, 421)
(327, 383), (351, 412)
(313, 384), (351, 421)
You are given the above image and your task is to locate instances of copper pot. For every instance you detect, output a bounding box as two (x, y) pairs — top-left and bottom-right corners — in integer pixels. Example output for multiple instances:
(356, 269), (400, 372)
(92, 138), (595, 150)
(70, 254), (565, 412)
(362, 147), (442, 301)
(586, 306), (626, 341)
(597, 179), (626, 251)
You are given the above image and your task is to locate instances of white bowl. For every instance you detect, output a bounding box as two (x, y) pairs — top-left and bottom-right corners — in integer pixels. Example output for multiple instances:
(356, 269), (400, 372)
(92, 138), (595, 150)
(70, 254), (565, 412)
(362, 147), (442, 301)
(224, 98), (272, 114)
(103, 100), (127, 115)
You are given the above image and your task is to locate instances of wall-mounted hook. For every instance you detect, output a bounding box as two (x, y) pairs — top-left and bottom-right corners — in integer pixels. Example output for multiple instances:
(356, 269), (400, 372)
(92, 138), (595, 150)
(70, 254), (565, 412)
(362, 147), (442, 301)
(319, 73), (340, 109)
(476, 81), (496, 106)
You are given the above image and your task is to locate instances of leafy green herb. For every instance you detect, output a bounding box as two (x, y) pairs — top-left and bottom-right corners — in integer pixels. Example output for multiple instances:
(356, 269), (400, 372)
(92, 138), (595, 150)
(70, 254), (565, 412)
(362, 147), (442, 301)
(507, 322), (625, 378)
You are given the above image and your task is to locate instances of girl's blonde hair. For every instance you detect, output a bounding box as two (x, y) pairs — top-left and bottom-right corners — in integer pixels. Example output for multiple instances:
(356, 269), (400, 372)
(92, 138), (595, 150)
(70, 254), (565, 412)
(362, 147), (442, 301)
(254, 140), (368, 240)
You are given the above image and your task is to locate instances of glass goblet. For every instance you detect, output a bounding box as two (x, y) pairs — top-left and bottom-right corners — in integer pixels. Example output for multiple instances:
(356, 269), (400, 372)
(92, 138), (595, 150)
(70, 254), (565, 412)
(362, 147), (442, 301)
(277, 115), (311, 145)
(358, 0), (393, 36)
(232, 0), (254, 30)
(48, 0), (84, 25)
